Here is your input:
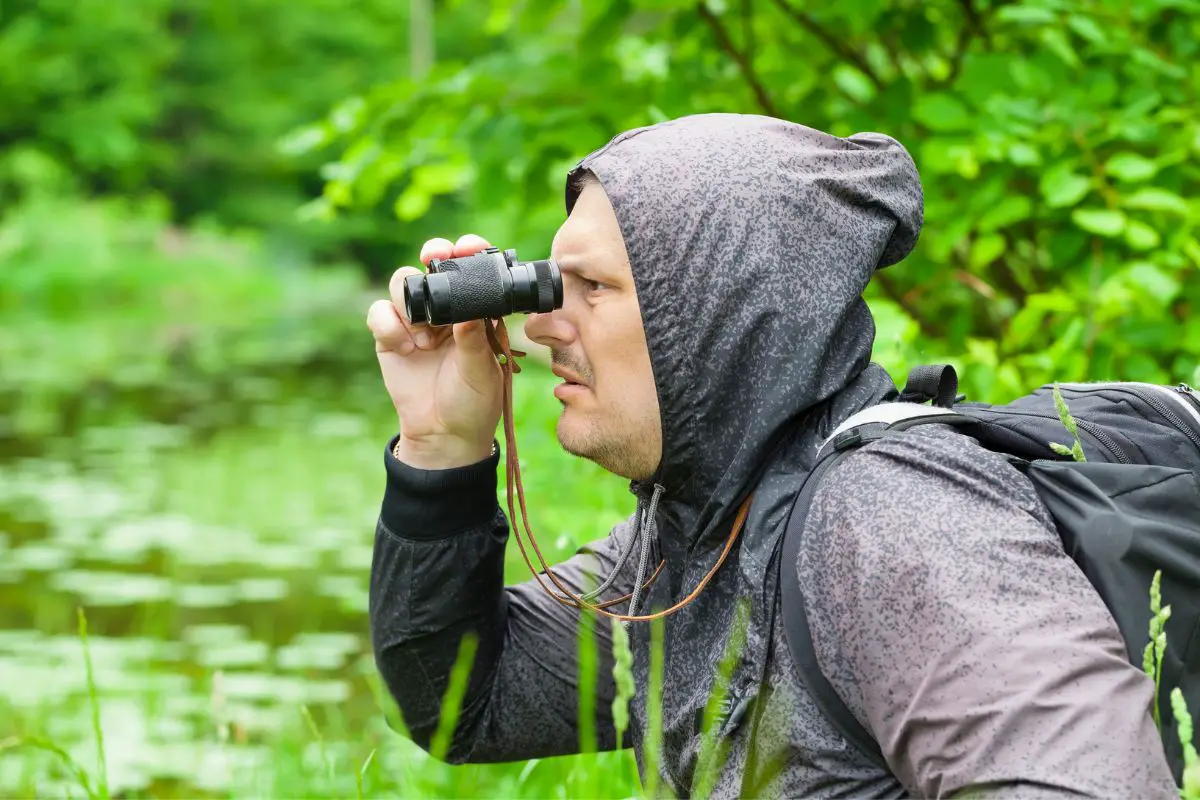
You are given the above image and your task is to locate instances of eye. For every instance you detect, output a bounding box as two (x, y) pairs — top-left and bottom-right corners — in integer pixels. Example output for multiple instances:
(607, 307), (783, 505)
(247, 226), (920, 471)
(583, 278), (607, 294)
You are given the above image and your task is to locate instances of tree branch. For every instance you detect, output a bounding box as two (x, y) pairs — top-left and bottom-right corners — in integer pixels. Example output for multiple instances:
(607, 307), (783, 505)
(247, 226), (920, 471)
(959, 0), (987, 44)
(741, 0), (756, 58)
(942, 0), (990, 86)
(697, 3), (781, 118)
(767, 0), (885, 91)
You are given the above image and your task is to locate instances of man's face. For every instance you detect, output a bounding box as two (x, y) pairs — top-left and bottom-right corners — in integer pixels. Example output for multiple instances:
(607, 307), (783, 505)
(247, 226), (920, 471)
(524, 182), (663, 481)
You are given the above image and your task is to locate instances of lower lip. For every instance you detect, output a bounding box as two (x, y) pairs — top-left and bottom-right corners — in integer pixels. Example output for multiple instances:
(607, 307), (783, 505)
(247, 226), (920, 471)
(553, 382), (589, 400)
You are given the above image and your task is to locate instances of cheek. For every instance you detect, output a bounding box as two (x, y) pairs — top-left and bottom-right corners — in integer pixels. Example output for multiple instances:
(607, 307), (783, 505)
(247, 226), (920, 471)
(592, 302), (655, 393)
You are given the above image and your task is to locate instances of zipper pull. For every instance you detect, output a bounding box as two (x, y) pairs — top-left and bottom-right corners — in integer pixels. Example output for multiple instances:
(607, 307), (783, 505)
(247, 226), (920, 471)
(1179, 383), (1196, 395)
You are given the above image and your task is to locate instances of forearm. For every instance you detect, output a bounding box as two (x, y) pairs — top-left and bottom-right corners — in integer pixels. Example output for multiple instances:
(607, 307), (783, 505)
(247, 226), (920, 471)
(369, 436), (509, 757)
(369, 436), (628, 763)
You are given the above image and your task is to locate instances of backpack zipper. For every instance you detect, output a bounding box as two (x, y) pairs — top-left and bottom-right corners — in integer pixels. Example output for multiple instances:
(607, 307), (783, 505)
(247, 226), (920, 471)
(983, 404), (1132, 464)
(1057, 382), (1200, 454)
(1081, 419), (1133, 464)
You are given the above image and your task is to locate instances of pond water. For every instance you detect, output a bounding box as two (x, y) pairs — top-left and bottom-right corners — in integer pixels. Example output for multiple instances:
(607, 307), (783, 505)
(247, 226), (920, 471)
(0, 369), (412, 796)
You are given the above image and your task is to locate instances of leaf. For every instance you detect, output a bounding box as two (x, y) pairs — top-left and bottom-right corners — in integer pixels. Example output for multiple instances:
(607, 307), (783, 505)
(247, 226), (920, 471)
(1040, 167), (1091, 208)
(1132, 47), (1187, 80)
(1124, 220), (1161, 251)
(277, 124), (330, 157)
(1049, 442), (1074, 457)
(1105, 153), (1158, 182)
(1127, 261), (1181, 304)
(1184, 238), (1200, 268)
(1067, 14), (1107, 44)
(979, 196), (1032, 232)
(1007, 142), (1041, 166)
(996, 5), (1057, 25)
(1071, 208), (1126, 237)
(394, 186), (431, 221)
(413, 161), (473, 194)
(833, 65), (876, 103)
(1041, 28), (1080, 69)
(1124, 188), (1189, 216)
(913, 94), (973, 132)
(970, 233), (1007, 267)
(330, 97), (367, 134)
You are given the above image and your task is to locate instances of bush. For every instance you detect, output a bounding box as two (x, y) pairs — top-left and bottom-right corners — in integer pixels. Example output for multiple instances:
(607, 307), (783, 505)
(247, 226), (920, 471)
(0, 194), (370, 439)
(309, 0), (1200, 399)
(0, 0), (415, 270)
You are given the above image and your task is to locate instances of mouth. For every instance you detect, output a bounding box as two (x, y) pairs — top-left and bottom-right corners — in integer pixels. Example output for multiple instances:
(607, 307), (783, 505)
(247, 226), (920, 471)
(551, 366), (588, 388)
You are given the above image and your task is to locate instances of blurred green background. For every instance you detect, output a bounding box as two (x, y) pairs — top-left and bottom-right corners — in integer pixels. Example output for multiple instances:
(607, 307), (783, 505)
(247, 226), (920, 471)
(1, 0), (1197, 796)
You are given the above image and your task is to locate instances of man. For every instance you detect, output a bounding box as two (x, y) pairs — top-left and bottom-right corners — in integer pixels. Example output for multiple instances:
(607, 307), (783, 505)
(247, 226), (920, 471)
(365, 114), (1175, 797)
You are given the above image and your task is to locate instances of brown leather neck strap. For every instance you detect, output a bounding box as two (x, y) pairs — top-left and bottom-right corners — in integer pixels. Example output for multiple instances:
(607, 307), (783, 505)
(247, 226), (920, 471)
(482, 318), (752, 622)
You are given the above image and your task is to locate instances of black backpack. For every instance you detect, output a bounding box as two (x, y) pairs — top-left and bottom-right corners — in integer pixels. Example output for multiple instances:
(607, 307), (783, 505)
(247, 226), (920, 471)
(779, 364), (1200, 786)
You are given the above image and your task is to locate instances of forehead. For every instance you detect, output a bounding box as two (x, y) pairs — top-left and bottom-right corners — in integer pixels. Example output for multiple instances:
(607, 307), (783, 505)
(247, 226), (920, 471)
(552, 183), (631, 276)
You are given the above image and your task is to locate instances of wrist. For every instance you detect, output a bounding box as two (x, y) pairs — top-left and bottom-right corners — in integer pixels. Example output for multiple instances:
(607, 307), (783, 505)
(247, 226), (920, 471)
(393, 435), (497, 470)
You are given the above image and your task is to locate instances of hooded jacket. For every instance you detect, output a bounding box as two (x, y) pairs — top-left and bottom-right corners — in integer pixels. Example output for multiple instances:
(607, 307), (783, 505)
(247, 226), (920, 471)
(370, 114), (1175, 797)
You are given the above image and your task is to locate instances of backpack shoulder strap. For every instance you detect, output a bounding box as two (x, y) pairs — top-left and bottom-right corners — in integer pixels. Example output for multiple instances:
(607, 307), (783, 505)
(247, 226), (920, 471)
(898, 364), (960, 409)
(780, 400), (967, 771)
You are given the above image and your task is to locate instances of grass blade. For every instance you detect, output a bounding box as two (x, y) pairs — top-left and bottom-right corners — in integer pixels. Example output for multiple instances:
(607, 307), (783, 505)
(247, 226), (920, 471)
(356, 747), (377, 800)
(693, 599), (751, 799)
(76, 608), (109, 800)
(300, 705), (336, 789)
(0, 736), (98, 800)
(429, 632), (479, 763)
(645, 618), (664, 799)
(575, 608), (599, 799)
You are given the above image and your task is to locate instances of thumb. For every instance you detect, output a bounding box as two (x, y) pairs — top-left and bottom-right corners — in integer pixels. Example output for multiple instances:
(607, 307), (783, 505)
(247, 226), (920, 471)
(452, 319), (499, 378)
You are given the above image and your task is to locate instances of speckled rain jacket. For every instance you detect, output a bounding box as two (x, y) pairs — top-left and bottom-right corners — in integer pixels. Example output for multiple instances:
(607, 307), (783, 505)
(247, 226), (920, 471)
(370, 114), (1175, 798)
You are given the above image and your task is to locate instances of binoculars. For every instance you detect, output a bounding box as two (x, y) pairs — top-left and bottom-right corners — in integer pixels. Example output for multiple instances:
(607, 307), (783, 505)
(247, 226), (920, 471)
(403, 247), (563, 326)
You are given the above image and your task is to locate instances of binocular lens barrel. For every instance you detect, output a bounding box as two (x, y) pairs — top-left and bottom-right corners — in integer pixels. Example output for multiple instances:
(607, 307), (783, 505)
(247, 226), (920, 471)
(403, 249), (563, 326)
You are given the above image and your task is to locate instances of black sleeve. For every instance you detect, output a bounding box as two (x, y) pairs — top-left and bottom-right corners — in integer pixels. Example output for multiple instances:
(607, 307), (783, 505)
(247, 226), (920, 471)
(369, 436), (639, 763)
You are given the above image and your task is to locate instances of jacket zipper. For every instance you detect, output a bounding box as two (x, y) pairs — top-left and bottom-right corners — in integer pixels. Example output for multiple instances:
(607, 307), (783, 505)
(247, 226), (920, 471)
(1056, 382), (1200, 455)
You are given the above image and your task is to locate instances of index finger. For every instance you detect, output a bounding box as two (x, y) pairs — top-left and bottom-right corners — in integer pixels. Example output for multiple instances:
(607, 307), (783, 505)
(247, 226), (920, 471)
(452, 234), (493, 258)
(419, 237), (455, 266)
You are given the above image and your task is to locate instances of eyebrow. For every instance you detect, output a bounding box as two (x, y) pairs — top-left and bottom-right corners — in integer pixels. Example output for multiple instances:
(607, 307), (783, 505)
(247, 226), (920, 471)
(554, 252), (619, 283)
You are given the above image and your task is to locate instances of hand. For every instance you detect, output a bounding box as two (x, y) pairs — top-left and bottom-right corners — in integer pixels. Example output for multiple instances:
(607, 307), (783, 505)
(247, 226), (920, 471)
(366, 234), (503, 469)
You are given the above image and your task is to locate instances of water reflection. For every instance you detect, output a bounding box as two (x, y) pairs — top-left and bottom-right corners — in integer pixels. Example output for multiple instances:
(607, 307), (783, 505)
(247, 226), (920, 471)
(0, 378), (391, 796)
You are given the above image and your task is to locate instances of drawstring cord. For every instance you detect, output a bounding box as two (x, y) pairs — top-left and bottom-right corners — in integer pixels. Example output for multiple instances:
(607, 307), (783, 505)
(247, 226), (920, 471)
(627, 482), (665, 617)
(580, 492), (645, 602)
(482, 318), (751, 623)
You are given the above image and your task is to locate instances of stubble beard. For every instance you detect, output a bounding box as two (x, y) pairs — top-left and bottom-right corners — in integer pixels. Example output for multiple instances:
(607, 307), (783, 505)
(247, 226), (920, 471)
(557, 402), (653, 481)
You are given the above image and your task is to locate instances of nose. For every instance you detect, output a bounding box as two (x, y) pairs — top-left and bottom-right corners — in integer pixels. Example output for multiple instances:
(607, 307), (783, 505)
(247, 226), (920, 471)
(524, 308), (576, 349)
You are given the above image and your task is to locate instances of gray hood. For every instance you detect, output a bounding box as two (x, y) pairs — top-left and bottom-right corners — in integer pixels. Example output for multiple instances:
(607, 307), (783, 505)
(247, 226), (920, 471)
(567, 112), (921, 558)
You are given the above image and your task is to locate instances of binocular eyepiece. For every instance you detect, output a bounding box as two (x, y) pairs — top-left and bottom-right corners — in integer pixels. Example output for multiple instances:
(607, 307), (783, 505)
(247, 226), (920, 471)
(403, 247), (563, 326)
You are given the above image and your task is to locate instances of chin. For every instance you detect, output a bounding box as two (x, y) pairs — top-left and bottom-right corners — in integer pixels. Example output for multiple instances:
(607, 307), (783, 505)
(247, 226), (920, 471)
(555, 415), (591, 458)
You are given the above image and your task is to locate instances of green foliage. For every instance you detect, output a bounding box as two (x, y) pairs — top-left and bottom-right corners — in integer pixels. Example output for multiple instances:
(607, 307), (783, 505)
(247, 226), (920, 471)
(610, 619), (636, 756)
(312, 0), (1200, 400)
(429, 633), (479, 764)
(645, 618), (666, 799)
(0, 194), (370, 439)
(0, 0), (414, 269)
(1172, 689), (1200, 800)
(693, 598), (751, 799)
(1050, 384), (1088, 461)
(76, 609), (109, 800)
(1143, 571), (1200, 797)
(1144, 570), (1172, 733)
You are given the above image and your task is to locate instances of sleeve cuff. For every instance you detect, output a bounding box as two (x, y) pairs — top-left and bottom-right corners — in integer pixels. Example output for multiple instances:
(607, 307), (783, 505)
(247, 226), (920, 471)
(380, 435), (502, 540)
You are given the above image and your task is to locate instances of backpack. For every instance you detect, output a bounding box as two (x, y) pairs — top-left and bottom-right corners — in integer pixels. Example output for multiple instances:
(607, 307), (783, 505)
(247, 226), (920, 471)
(778, 364), (1200, 787)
